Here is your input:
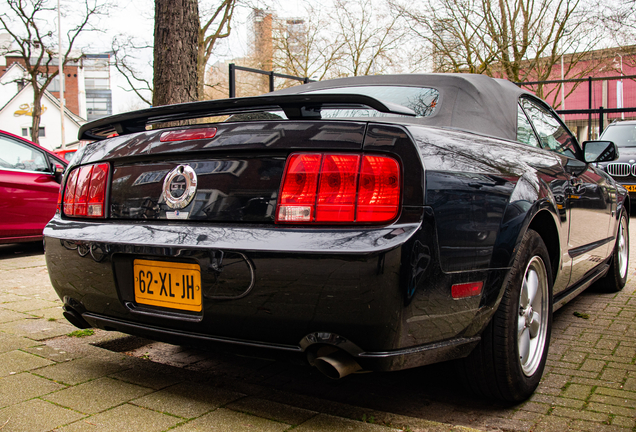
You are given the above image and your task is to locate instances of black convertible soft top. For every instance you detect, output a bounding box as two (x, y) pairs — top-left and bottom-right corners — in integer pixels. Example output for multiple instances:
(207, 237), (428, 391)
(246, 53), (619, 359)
(273, 73), (532, 141)
(79, 74), (531, 142)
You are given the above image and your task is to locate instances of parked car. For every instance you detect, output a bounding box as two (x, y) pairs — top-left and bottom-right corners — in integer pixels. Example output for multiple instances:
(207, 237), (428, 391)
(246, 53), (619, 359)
(0, 130), (67, 244)
(44, 74), (628, 403)
(599, 120), (636, 198)
(53, 148), (77, 162)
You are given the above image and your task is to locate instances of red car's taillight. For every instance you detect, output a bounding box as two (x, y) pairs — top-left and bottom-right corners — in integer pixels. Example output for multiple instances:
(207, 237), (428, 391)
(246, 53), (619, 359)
(63, 163), (110, 218)
(56, 188), (62, 215)
(276, 153), (401, 224)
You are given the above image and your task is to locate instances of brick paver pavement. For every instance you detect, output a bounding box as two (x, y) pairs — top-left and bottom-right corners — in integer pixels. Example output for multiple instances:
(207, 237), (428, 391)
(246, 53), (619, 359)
(0, 223), (635, 432)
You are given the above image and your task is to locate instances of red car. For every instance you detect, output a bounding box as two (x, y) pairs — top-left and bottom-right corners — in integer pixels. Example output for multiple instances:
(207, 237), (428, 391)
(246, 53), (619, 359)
(0, 130), (67, 244)
(53, 148), (77, 162)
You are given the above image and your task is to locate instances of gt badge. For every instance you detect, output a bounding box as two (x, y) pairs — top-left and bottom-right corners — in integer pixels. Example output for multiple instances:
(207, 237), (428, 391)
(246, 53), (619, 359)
(162, 165), (197, 209)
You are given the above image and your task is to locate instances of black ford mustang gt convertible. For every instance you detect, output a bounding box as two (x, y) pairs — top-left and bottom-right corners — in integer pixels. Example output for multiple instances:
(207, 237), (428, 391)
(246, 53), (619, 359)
(44, 74), (629, 402)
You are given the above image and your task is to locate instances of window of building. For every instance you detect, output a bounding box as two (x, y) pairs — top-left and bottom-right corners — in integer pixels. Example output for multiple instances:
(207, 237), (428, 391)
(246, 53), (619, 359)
(21, 127), (45, 138)
(86, 96), (111, 118)
(38, 75), (60, 92)
(84, 69), (110, 89)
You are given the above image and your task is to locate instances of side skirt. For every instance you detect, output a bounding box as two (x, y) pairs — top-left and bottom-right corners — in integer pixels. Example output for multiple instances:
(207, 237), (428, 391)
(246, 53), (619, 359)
(553, 262), (610, 312)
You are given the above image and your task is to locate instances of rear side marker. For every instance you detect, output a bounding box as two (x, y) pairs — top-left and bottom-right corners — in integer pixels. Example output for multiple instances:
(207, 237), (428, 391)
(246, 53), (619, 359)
(451, 282), (484, 299)
(276, 153), (401, 224)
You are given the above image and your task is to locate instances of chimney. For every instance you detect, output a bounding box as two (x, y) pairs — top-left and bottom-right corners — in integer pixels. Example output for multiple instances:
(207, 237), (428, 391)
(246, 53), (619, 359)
(253, 9), (273, 71)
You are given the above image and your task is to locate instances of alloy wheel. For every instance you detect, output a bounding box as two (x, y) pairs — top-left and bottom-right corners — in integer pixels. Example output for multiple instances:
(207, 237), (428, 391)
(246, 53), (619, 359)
(518, 256), (549, 376)
(617, 217), (628, 280)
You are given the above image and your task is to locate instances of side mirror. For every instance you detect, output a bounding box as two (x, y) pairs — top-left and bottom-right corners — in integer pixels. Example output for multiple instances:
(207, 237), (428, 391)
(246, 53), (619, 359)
(53, 164), (65, 184)
(582, 140), (618, 163)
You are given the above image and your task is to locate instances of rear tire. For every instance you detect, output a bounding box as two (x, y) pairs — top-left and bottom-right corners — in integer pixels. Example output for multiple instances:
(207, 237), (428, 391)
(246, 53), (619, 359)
(594, 211), (629, 293)
(459, 229), (552, 403)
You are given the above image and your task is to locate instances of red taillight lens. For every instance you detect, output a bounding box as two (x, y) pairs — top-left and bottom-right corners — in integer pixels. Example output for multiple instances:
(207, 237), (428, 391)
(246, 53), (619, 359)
(87, 163), (109, 217)
(56, 186), (63, 214)
(160, 127), (217, 142)
(357, 155), (400, 222)
(276, 153), (401, 224)
(63, 162), (110, 218)
(278, 154), (321, 222)
(63, 168), (79, 216)
(316, 155), (360, 222)
(73, 165), (93, 216)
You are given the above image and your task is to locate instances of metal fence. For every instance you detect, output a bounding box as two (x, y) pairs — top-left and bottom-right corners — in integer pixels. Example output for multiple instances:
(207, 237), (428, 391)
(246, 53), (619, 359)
(224, 67), (636, 141)
(517, 75), (636, 141)
(228, 64), (315, 98)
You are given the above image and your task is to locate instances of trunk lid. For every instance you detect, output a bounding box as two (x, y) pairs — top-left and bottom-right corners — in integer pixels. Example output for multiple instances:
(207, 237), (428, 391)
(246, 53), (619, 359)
(84, 121), (367, 222)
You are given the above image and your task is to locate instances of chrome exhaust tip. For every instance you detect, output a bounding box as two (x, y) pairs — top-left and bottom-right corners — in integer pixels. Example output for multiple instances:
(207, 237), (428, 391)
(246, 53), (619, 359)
(314, 350), (362, 379)
(63, 306), (92, 329)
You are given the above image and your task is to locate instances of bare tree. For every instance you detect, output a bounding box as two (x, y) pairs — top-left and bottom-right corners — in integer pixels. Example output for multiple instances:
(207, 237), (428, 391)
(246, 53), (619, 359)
(111, 35), (153, 106)
(333, 0), (406, 77)
(113, 0), (238, 105)
(198, 0), (236, 98)
(396, 0), (602, 103)
(0, 0), (104, 143)
(599, 0), (636, 69)
(398, 0), (498, 74)
(269, 0), (407, 83)
(271, 5), (344, 83)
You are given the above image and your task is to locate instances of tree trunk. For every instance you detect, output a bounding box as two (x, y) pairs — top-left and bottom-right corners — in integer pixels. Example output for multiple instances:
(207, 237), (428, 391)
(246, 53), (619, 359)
(153, 0), (200, 107)
(197, 30), (206, 100)
(31, 85), (43, 144)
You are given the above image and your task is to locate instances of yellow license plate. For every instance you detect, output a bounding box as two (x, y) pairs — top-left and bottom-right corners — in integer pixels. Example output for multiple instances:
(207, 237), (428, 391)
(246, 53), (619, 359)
(624, 185), (636, 192)
(134, 259), (202, 312)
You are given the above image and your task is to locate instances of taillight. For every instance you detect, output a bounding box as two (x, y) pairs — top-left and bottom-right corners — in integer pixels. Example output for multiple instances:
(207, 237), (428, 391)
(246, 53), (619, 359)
(277, 154), (321, 222)
(357, 155), (401, 222)
(276, 153), (401, 224)
(73, 165), (93, 216)
(63, 168), (79, 215)
(56, 186), (63, 214)
(87, 163), (108, 217)
(160, 127), (217, 142)
(63, 163), (110, 218)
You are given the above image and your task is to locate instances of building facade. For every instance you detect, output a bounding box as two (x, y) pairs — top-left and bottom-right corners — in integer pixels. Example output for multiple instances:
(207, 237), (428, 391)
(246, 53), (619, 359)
(0, 63), (84, 150)
(0, 49), (113, 149)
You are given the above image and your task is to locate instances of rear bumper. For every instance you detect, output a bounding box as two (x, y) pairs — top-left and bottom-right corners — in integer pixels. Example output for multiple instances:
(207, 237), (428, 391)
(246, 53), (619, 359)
(80, 311), (480, 372)
(44, 210), (503, 370)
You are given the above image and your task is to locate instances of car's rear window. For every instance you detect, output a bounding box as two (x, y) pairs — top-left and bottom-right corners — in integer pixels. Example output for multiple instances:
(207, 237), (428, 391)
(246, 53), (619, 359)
(601, 124), (636, 147)
(305, 86), (440, 118)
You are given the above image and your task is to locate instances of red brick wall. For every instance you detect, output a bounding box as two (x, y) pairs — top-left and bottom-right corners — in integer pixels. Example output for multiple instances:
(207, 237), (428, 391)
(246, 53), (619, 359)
(2, 56), (81, 116)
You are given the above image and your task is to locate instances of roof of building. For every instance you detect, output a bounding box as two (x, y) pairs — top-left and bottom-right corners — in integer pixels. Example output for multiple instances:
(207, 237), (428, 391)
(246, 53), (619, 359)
(0, 82), (86, 126)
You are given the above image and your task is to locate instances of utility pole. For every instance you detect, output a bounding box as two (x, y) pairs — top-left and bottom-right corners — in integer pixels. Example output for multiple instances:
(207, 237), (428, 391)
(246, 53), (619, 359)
(617, 53), (624, 120)
(58, 0), (66, 149)
(560, 55), (565, 111)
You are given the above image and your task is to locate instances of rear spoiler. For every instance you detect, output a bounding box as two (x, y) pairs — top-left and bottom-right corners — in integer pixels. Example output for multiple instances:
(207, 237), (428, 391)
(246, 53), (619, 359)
(78, 93), (417, 140)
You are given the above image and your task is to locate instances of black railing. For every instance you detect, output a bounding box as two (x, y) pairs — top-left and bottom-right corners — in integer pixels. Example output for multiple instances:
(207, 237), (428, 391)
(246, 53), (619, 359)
(517, 75), (636, 140)
(556, 107), (636, 136)
(228, 64), (315, 98)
